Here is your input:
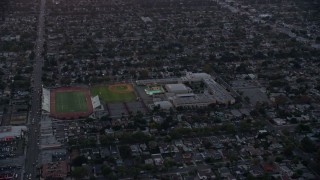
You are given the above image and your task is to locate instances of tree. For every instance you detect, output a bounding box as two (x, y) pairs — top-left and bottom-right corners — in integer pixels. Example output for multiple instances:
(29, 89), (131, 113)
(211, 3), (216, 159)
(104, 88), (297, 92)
(95, 31), (103, 38)
(316, 36), (320, 43)
(149, 121), (160, 129)
(152, 104), (160, 112)
(244, 96), (250, 103)
(275, 156), (283, 163)
(134, 115), (147, 128)
(119, 145), (132, 159)
(290, 118), (298, 124)
(295, 124), (311, 134)
(72, 166), (87, 179)
(139, 70), (149, 79)
(293, 95), (311, 104)
(141, 164), (155, 171)
(117, 166), (126, 177)
(274, 95), (287, 106)
(236, 63), (248, 73)
(292, 169), (303, 179)
(72, 156), (88, 167)
(282, 144), (294, 157)
(245, 172), (256, 180)
(119, 132), (152, 144)
(100, 115), (110, 121)
(220, 123), (236, 133)
(100, 135), (115, 146)
(29, 51), (35, 60)
(13, 80), (30, 90)
(204, 157), (215, 164)
(164, 158), (177, 168)
(60, 77), (71, 85)
(203, 63), (213, 73)
(203, 141), (212, 149)
(317, 149), (320, 162)
(101, 165), (112, 177)
(269, 80), (288, 88)
(239, 121), (251, 132)
(300, 137), (317, 153)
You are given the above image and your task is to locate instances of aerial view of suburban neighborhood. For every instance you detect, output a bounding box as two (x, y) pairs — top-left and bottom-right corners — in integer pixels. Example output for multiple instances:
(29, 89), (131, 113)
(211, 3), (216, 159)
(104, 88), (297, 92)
(0, 0), (319, 179)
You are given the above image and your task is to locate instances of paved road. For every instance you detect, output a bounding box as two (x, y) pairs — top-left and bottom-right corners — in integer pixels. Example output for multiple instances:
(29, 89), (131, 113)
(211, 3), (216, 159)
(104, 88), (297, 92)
(24, 0), (46, 179)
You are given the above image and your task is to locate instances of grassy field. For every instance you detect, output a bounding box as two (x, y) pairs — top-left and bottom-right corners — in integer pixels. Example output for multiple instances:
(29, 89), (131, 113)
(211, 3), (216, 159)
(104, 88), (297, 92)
(90, 85), (136, 102)
(55, 91), (88, 112)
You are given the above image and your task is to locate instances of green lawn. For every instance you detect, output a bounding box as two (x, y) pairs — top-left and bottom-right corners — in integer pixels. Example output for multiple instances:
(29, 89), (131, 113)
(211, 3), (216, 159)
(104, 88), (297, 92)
(90, 86), (136, 102)
(55, 91), (88, 112)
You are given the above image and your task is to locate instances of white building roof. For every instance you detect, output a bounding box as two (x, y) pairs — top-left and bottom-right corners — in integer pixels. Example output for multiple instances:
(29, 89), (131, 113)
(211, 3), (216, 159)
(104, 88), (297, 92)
(141, 16), (152, 23)
(165, 84), (189, 93)
(203, 78), (235, 104)
(136, 78), (180, 85)
(185, 72), (211, 81)
(176, 93), (195, 97)
(154, 101), (173, 110)
(273, 118), (286, 126)
(172, 94), (215, 106)
(0, 126), (27, 139)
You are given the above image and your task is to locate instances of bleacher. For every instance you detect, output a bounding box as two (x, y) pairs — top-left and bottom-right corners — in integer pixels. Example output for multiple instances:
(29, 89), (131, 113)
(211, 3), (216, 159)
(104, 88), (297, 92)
(42, 88), (50, 112)
(136, 78), (181, 85)
(91, 96), (102, 110)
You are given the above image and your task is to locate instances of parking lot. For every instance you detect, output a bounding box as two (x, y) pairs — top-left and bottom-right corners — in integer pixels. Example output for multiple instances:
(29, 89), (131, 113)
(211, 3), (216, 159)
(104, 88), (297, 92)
(0, 165), (22, 180)
(107, 103), (128, 117)
(126, 101), (148, 114)
(40, 148), (67, 165)
(0, 138), (24, 160)
(231, 80), (270, 105)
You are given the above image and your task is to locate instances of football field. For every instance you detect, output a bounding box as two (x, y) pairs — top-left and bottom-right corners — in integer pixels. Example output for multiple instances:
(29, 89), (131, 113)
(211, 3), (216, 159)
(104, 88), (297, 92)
(55, 91), (88, 112)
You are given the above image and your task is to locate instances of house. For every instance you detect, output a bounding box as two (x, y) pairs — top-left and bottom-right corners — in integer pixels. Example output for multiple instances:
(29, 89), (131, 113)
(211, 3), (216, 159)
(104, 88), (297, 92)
(279, 165), (294, 177)
(151, 154), (163, 166)
(197, 168), (216, 180)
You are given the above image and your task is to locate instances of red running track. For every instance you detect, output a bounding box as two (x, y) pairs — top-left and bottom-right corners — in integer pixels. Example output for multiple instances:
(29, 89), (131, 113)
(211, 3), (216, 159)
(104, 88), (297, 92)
(50, 86), (93, 120)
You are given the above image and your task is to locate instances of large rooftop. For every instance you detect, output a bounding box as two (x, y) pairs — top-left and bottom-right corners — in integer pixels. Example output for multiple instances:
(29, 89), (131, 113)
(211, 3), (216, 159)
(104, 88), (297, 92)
(165, 84), (190, 93)
(0, 126), (27, 139)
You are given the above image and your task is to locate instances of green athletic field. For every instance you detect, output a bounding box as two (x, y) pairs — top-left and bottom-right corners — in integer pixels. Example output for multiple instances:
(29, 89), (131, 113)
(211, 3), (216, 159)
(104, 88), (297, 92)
(55, 91), (88, 112)
(90, 85), (136, 102)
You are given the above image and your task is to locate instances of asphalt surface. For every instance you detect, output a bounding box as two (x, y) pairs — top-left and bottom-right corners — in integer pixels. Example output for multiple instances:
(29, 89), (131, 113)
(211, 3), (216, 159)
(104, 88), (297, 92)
(24, 0), (46, 179)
